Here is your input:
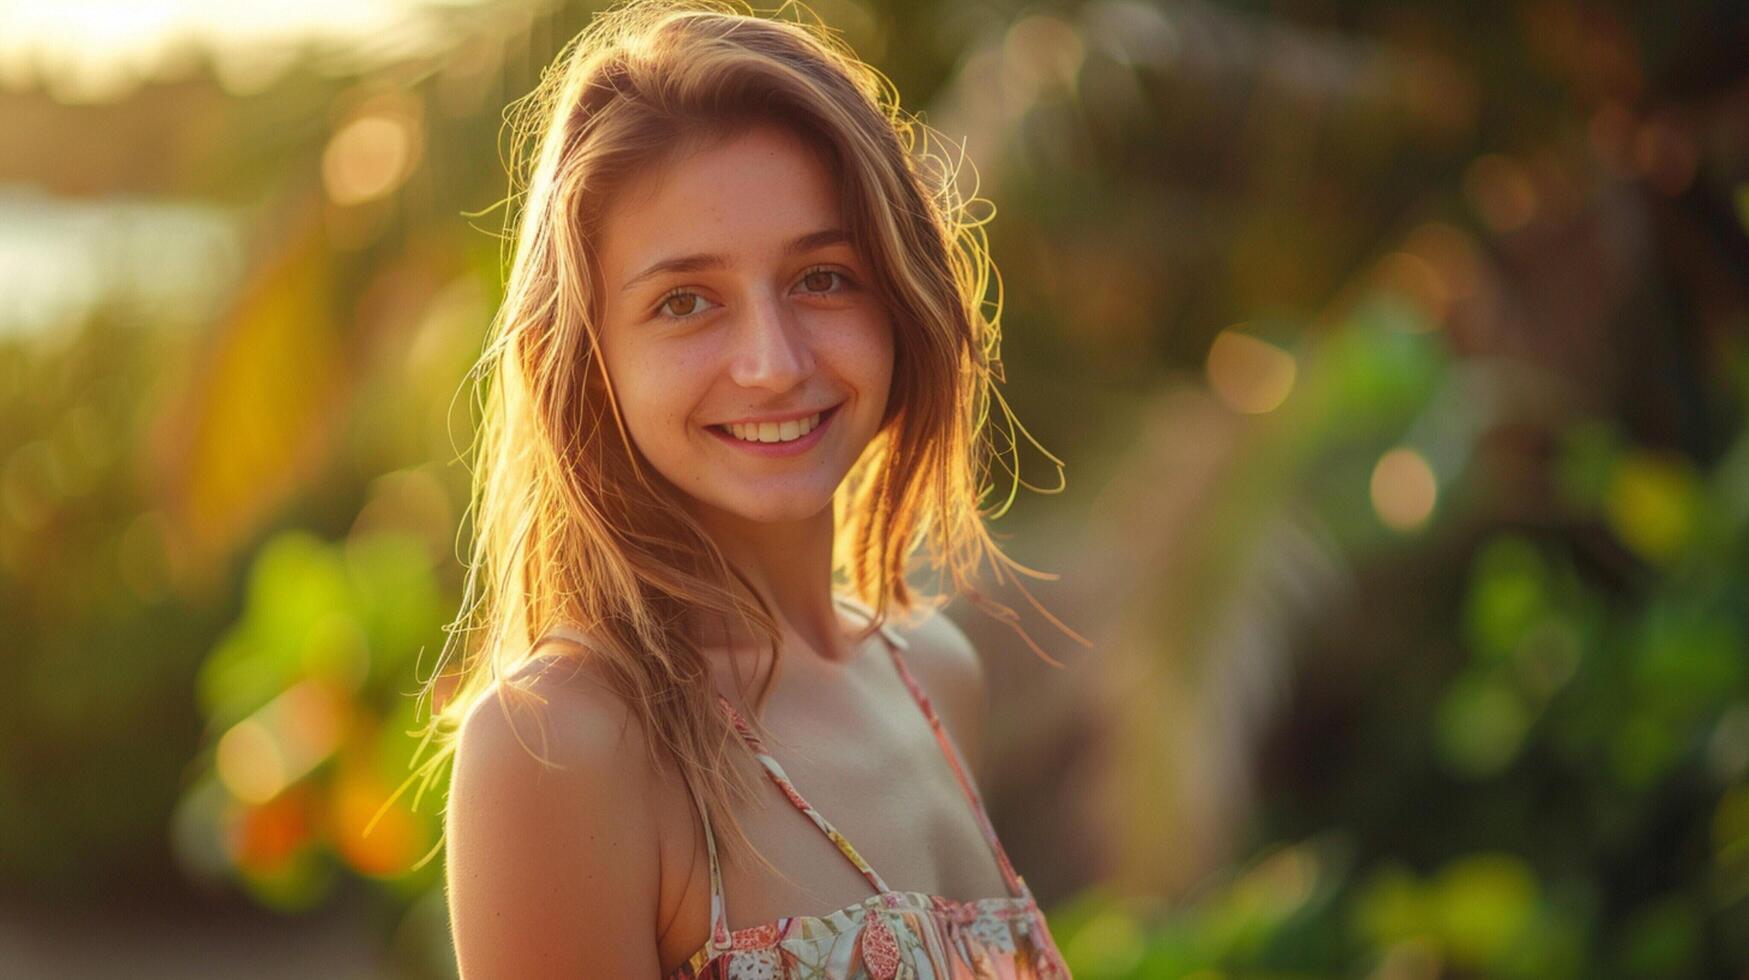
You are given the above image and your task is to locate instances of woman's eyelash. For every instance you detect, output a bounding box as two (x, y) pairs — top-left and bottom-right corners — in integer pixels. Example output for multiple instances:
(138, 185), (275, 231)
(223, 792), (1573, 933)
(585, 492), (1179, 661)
(653, 287), (713, 320)
(796, 265), (856, 293)
(649, 266), (856, 321)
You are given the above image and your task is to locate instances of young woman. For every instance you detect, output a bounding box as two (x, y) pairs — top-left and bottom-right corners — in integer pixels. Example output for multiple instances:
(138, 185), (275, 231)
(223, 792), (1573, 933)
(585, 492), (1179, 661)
(432, 1), (1079, 975)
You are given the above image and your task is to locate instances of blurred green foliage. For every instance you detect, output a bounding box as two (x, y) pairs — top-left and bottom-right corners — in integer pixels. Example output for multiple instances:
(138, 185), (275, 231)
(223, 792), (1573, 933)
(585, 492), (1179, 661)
(180, 529), (448, 906)
(1054, 363), (1749, 975)
(2, 0), (1747, 977)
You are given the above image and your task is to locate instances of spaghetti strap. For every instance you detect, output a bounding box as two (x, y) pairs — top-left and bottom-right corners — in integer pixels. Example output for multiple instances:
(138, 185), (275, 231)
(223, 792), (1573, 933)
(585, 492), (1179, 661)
(671, 597), (1068, 978)
(704, 595), (1034, 938)
(882, 640), (1032, 899)
(715, 693), (895, 896)
(682, 770), (733, 954)
(852, 604), (1034, 903)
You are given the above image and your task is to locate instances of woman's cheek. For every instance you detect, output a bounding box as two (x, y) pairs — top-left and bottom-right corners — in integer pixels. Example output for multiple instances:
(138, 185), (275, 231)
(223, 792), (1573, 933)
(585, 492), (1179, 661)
(852, 312), (896, 393)
(615, 347), (684, 451)
(819, 299), (880, 350)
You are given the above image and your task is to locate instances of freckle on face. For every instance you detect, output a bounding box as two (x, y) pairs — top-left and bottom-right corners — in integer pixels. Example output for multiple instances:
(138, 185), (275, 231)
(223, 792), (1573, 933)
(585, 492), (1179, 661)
(592, 122), (895, 526)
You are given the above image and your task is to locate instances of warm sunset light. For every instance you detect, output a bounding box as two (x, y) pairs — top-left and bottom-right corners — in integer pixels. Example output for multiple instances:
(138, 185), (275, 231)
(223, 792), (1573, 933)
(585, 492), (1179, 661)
(7, 1), (1742, 974)
(0, 1), (471, 101)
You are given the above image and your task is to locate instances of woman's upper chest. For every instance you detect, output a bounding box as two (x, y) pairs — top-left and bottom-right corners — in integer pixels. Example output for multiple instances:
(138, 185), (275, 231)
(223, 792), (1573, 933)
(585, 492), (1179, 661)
(650, 639), (1012, 970)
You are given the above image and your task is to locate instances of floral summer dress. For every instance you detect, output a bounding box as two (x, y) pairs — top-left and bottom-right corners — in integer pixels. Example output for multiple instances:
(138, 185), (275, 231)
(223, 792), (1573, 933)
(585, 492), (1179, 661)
(664, 603), (1073, 980)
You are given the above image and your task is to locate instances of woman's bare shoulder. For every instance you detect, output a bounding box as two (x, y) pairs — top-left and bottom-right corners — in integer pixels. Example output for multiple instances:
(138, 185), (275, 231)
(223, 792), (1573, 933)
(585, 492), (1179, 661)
(463, 643), (642, 768)
(446, 634), (662, 977)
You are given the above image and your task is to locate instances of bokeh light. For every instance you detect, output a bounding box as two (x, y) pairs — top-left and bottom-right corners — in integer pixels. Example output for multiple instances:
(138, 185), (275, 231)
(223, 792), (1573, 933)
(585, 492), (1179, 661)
(323, 97), (424, 207)
(1370, 447), (1438, 532)
(1206, 328), (1296, 414)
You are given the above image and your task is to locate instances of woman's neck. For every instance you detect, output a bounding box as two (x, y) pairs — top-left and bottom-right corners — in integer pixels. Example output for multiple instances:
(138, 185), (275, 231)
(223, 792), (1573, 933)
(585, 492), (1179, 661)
(688, 502), (855, 664)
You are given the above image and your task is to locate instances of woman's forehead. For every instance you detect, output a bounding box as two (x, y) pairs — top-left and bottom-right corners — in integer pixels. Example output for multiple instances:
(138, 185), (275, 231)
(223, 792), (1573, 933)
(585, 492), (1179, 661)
(598, 124), (849, 281)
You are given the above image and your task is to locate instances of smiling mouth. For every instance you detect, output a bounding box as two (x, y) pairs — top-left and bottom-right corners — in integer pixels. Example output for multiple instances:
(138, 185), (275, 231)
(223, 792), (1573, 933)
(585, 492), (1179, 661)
(709, 404), (841, 445)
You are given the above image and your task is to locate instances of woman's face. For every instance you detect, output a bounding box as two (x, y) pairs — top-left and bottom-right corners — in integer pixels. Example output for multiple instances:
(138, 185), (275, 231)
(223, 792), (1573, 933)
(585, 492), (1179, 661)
(593, 122), (895, 526)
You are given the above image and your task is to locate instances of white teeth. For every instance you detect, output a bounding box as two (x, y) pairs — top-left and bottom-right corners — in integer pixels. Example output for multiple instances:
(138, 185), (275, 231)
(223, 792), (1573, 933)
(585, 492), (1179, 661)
(725, 412), (822, 444)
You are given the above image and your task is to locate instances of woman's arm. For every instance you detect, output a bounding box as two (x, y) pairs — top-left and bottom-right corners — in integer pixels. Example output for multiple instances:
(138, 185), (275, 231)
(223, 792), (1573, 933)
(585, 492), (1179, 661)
(446, 664), (663, 978)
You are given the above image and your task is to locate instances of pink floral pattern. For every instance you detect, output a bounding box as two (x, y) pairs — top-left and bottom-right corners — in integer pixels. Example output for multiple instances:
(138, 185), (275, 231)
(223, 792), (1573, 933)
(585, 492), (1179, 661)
(667, 891), (1069, 978)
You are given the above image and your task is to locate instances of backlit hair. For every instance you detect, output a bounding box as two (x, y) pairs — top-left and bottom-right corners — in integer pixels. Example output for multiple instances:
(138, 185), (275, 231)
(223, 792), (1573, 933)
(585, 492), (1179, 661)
(397, 0), (1075, 875)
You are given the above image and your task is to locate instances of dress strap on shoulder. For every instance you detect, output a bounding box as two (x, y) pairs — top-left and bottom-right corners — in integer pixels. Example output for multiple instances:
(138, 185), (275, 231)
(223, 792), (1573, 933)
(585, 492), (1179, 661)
(831, 593), (910, 652)
(845, 600), (1034, 903)
(681, 770), (733, 953)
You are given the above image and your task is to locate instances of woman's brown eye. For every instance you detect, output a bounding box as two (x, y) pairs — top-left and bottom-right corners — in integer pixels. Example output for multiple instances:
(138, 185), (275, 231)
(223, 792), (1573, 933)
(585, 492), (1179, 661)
(803, 270), (837, 292)
(663, 294), (699, 316)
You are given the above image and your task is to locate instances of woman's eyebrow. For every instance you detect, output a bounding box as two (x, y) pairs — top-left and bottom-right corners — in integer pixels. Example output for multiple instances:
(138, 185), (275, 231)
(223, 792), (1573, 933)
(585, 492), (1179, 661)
(619, 228), (853, 293)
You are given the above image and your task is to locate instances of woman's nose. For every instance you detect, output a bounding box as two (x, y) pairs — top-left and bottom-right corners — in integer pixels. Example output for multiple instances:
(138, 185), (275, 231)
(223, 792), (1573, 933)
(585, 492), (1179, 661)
(727, 290), (814, 392)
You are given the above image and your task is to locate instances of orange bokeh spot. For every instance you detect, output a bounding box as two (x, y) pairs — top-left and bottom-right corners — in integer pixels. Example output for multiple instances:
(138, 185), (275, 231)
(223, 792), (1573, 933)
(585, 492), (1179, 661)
(231, 787), (314, 875)
(330, 764), (425, 877)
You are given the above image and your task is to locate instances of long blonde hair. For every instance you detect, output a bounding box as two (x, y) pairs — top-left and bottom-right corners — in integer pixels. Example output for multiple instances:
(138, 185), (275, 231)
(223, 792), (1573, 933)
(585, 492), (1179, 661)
(399, 0), (1077, 875)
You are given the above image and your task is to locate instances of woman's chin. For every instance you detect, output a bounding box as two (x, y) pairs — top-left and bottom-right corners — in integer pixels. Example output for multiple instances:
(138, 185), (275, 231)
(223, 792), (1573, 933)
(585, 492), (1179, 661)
(699, 489), (836, 526)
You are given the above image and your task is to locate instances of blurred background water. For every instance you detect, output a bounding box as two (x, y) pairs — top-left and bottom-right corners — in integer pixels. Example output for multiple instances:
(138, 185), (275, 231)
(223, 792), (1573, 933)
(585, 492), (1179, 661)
(2, 0), (1747, 977)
